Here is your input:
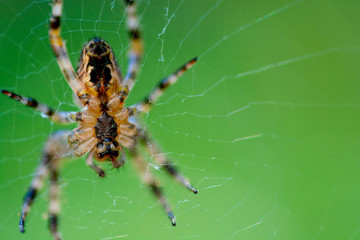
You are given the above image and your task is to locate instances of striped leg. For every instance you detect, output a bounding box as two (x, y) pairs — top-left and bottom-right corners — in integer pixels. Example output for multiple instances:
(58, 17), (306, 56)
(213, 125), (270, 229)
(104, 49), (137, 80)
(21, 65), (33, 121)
(19, 163), (48, 233)
(1, 90), (80, 124)
(122, 0), (143, 93)
(48, 164), (61, 240)
(140, 134), (198, 194)
(19, 130), (71, 239)
(50, 0), (89, 104)
(130, 151), (176, 226)
(133, 57), (197, 113)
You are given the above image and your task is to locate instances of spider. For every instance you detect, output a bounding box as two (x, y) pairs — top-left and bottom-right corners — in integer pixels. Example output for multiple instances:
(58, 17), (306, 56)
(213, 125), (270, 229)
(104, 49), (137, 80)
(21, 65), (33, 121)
(1, 0), (198, 239)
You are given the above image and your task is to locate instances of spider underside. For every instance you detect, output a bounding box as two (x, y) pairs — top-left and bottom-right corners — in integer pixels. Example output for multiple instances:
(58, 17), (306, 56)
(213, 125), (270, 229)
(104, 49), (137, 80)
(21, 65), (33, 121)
(1, 0), (198, 239)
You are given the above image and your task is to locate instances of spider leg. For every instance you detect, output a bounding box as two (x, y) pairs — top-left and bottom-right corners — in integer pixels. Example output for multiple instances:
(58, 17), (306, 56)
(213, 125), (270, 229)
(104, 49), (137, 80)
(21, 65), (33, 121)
(133, 57), (197, 113)
(1, 90), (80, 124)
(49, 0), (89, 104)
(19, 162), (48, 233)
(140, 133), (198, 194)
(48, 161), (62, 240)
(130, 150), (176, 226)
(112, 146), (126, 168)
(86, 151), (106, 177)
(19, 130), (71, 240)
(122, 0), (143, 93)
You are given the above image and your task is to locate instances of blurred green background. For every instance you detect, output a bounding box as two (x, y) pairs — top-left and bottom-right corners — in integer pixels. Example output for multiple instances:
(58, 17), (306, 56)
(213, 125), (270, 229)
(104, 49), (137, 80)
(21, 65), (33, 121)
(1, 0), (360, 239)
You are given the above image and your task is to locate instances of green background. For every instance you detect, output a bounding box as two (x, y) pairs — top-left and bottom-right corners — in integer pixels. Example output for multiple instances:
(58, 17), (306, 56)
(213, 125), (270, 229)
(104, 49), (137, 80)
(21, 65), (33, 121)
(1, 0), (360, 239)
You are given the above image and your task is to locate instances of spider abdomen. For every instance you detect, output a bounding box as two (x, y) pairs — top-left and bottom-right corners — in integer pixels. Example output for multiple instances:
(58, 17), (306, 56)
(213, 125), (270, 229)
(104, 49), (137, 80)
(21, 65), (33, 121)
(77, 38), (123, 100)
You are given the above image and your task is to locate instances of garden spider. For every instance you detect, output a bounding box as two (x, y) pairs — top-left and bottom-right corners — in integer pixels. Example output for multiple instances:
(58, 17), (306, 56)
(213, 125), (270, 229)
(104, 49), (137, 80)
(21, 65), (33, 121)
(1, 0), (198, 239)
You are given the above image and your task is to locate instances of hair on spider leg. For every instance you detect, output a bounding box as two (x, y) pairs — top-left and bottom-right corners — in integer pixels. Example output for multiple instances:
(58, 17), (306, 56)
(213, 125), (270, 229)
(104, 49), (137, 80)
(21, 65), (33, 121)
(19, 217), (26, 233)
(19, 214), (32, 233)
(1, 90), (37, 107)
(106, 161), (127, 174)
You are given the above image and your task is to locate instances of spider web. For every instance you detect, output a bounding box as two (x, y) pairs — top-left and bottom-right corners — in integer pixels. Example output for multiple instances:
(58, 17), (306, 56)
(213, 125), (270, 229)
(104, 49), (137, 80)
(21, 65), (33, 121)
(0, 0), (360, 239)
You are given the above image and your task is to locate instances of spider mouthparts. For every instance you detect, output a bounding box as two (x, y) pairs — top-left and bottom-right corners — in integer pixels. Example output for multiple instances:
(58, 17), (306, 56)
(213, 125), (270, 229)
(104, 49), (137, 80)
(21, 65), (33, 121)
(100, 85), (106, 93)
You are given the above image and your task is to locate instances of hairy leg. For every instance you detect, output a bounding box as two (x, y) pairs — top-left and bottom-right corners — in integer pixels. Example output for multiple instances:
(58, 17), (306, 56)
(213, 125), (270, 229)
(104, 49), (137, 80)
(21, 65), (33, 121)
(48, 163), (61, 240)
(122, 0), (143, 93)
(130, 150), (176, 226)
(140, 133), (198, 193)
(133, 57), (197, 113)
(86, 151), (106, 177)
(49, 0), (88, 104)
(19, 162), (48, 233)
(1, 90), (80, 124)
(112, 146), (126, 168)
(19, 130), (71, 240)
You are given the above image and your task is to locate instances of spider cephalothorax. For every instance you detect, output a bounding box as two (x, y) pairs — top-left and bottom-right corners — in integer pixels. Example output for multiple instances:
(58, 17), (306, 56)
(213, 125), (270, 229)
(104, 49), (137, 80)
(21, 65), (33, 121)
(1, 0), (198, 239)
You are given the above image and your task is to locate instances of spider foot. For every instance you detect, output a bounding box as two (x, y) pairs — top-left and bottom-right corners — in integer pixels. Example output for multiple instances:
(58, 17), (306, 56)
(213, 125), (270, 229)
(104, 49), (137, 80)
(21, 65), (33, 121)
(98, 170), (106, 178)
(112, 159), (124, 169)
(168, 212), (176, 226)
(19, 217), (25, 233)
(49, 214), (62, 240)
(112, 149), (126, 169)
(188, 185), (198, 194)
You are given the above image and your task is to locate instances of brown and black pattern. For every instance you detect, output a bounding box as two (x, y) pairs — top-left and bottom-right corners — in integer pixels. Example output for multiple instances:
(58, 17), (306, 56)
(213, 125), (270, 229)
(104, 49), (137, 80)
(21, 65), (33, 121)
(141, 133), (198, 194)
(136, 57), (198, 113)
(18, 130), (71, 239)
(131, 151), (176, 226)
(1, 0), (199, 238)
(48, 167), (61, 240)
(49, 0), (89, 104)
(122, 0), (143, 92)
(19, 186), (39, 233)
(1, 90), (79, 123)
(76, 37), (124, 105)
